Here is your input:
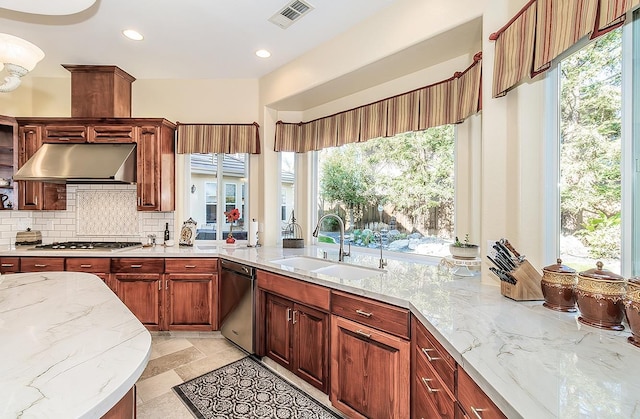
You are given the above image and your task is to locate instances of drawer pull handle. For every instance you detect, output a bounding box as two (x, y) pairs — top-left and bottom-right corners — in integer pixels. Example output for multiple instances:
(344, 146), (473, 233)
(130, 264), (142, 268)
(1, 263), (14, 267)
(286, 308), (292, 322)
(34, 264), (47, 268)
(355, 309), (373, 318)
(80, 264), (92, 268)
(421, 347), (441, 362)
(184, 265), (197, 268)
(421, 377), (440, 393)
(471, 407), (486, 418)
(355, 330), (371, 339)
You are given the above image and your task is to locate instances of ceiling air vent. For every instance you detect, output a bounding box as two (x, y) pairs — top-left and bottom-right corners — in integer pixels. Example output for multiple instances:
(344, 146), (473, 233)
(268, 0), (314, 29)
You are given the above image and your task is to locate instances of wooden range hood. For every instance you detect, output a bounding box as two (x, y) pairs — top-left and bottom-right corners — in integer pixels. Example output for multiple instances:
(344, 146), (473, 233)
(62, 65), (136, 118)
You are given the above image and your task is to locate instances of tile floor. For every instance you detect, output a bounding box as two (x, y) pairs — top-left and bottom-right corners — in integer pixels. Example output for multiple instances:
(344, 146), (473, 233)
(135, 331), (340, 418)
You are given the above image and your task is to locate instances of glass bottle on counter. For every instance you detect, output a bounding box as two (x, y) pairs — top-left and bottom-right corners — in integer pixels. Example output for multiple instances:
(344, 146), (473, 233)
(164, 223), (170, 241)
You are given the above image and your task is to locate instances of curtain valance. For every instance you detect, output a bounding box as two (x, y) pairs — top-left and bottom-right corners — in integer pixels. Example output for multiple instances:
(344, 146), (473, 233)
(177, 122), (261, 154)
(491, 0), (640, 98)
(274, 53), (482, 153)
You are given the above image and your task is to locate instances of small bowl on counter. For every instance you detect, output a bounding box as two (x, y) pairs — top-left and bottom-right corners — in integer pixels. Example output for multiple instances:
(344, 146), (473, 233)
(624, 278), (640, 347)
(541, 258), (577, 312)
(576, 262), (626, 331)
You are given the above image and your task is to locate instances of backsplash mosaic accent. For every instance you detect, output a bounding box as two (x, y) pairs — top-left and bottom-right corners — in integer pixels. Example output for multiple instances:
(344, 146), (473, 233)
(0, 184), (174, 246)
(77, 189), (139, 236)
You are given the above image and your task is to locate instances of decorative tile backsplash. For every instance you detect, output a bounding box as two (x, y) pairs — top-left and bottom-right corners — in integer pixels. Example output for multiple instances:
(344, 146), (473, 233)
(0, 184), (174, 246)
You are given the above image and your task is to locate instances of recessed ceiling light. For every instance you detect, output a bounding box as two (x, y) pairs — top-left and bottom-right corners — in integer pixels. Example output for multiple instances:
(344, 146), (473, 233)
(122, 29), (144, 41)
(255, 49), (271, 58)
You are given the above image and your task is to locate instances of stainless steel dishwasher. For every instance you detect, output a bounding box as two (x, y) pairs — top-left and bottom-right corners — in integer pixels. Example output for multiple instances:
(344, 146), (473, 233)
(219, 259), (256, 354)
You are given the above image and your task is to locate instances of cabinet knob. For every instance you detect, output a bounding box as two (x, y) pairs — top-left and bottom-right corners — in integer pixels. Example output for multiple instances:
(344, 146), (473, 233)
(420, 377), (440, 393)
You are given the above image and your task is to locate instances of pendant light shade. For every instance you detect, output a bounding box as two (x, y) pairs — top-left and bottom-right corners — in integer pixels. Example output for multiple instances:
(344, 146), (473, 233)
(0, 33), (45, 92)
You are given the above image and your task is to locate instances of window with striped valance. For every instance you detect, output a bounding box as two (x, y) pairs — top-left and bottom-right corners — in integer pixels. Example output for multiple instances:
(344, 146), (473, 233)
(491, 0), (639, 98)
(274, 52), (482, 153)
(176, 122), (261, 154)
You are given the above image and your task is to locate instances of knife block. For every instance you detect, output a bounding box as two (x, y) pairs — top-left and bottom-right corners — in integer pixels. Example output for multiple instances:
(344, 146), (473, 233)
(500, 260), (544, 301)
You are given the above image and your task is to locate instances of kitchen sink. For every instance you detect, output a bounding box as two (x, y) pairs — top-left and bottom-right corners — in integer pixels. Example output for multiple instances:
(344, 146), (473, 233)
(313, 264), (384, 280)
(269, 256), (385, 280)
(269, 256), (334, 271)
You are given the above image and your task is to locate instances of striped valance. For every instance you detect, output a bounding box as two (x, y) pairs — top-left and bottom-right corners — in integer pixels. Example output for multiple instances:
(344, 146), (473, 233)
(274, 53), (482, 153)
(491, 0), (640, 98)
(177, 122), (261, 154)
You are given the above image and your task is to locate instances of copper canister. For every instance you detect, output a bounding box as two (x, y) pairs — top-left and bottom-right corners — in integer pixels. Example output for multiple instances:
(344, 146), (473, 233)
(576, 262), (626, 331)
(624, 278), (640, 347)
(541, 259), (577, 312)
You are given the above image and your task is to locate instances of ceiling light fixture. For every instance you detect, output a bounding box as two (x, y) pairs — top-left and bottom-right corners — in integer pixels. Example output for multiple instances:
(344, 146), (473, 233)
(122, 29), (144, 41)
(0, 33), (45, 93)
(255, 49), (271, 58)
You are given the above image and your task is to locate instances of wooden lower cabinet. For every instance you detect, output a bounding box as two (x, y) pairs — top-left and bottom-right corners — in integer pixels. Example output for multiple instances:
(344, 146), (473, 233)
(0, 257), (19, 273)
(330, 315), (410, 419)
(165, 273), (217, 331)
(20, 257), (65, 272)
(264, 293), (329, 392)
(66, 257), (113, 291)
(114, 273), (163, 330)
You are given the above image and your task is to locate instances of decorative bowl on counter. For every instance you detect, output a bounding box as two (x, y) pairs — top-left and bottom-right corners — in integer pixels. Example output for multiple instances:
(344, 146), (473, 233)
(449, 244), (480, 259)
(624, 278), (640, 347)
(541, 258), (577, 312)
(576, 262), (626, 331)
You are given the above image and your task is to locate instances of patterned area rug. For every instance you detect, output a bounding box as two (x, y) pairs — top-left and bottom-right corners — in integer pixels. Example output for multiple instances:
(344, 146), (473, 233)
(173, 356), (340, 419)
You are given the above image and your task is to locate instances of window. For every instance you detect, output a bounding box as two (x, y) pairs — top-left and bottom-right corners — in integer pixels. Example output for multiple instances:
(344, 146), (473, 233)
(280, 152), (295, 232)
(557, 29), (623, 273)
(314, 128), (455, 256)
(189, 153), (248, 240)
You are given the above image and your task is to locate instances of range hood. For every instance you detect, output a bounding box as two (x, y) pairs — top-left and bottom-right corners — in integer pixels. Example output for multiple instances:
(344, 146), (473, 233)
(14, 143), (137, 184)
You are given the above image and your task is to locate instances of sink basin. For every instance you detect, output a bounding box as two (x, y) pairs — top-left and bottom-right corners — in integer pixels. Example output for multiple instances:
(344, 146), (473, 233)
(313, 264), (384, 281)
(270, 256), (335, 271)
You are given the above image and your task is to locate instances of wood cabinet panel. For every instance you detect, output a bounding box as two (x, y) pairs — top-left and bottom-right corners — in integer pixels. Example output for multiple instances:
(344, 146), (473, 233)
(413, 316), (456, 394)
(330, 315), (410, 419)
(66, 258), (113, 291)
(43, 125), (87, 143)
(331, 290), (410, 338)
(89, 125), (137, 143)
(114, 273), (162, 330)
(0, 257), (19, 273)
(165, 273), (217, 330)
(458, 368), (507, 419)
(265, 293), (293, 369)
(293, 302), (329, 393)
(164, 258), (218, 274)
(257, 270), (330, 311)
(20, 257), (65, 272)
(111, 258), (164, 273)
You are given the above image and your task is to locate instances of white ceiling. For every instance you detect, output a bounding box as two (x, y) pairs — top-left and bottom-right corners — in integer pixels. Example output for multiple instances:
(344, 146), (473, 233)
(0, 0), (397, 79)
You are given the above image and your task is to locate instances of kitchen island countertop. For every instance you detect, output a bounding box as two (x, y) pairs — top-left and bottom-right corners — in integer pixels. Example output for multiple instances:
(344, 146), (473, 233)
(0, 271), (151, 418)
(1, 243), (639, 418)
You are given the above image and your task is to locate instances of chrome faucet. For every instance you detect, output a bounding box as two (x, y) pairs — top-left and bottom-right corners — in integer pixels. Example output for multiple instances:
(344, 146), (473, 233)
(375, 232), (387, 269)
(312, 214), (350, 262)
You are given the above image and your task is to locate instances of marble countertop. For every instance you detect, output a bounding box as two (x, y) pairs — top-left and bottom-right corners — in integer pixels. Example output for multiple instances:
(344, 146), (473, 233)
(0, 271), (151, 419)
(2, 242), (639, 418)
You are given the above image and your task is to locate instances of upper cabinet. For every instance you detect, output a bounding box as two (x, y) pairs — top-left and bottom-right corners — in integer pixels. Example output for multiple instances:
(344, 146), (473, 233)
(0, 116), (18, 210)
(136, 121), (175, 211)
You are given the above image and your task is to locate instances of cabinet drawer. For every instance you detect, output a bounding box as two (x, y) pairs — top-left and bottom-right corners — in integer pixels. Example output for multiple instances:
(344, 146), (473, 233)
(66, 257), (110, 273)
(0, 257), (19, 273)
(413, 317), (455, 393)
(111, 258), (164, 273)
(20, 257), (65, 272)
(414, 347), (456, 419)
(331, 290), (410, 338)
(89, 125), (137, 143)
(257, 270), (330, 311)
(165, 258), (217, 273)
(458, 368), (506, 419)
(43, 125), (87, 143)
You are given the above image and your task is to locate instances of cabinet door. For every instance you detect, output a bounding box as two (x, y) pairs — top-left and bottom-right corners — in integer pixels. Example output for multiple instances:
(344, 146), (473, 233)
(165, 273), (217, 331)
(17, 125), (42, 210)
(293, 302), (329, 393)
(89, 125), (137, 143)
(136, 125), (159, 211)
(114, 273), (162, 330)
(457, 368), (506, 419)
(265, 293), (293, 369)
(330, 315), (410, 419)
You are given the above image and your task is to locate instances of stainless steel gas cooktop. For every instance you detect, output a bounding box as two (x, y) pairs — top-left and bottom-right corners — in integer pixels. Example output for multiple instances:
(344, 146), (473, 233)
(30, 241), (143, 252)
